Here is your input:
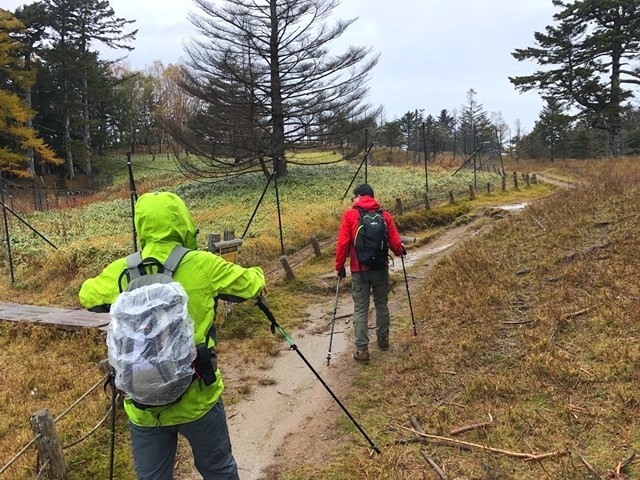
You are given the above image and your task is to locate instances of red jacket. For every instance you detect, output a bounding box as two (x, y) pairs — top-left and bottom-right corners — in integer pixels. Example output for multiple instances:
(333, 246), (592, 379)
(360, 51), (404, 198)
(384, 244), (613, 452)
(335, 195), (404, 273)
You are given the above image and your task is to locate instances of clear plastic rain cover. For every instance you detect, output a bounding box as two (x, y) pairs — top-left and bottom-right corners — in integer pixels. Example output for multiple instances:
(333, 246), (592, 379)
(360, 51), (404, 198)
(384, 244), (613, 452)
(108, 281), (197, 406)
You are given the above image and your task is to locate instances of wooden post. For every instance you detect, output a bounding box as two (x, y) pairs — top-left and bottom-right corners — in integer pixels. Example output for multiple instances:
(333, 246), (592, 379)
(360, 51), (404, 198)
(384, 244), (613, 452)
(525, 173), (531, 187)
(30, 409), (68, 479)
(310, 235), (322, 257)
(532, 173), (538, 184)
(502, 175), (506, 191)
(395, 197), (403, 215)
(487, 182), (492, 195)
(400, 235), (417, 244)
(208, 233), (242, 263)
(207, 233), (221, 252)
(449, 190), (455, 203)
(468, 184), (476, 200)
(423, 193), (431, 210)
(513, 172), (519, 189)
(279, 255), (295, 280)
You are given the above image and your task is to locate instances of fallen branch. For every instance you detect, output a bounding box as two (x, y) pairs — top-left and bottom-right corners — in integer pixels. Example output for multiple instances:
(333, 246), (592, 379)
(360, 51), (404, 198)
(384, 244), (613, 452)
(502, 320), (533, 325)
(420, 450), (448, 480)
(529, 214), (546, 232)
(395, 438), (427, 445)
(410, 416), (426, 434)
(616, 451), (636, 475)
(562, 306), (594, 320)
(450, 414), (493, 436)
(578, 453), (603, 479)
(395, 424), (568, 461)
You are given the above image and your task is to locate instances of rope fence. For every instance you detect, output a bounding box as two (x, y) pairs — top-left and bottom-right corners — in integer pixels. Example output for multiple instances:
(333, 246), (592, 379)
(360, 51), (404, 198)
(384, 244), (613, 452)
(0, 370), (111, 478)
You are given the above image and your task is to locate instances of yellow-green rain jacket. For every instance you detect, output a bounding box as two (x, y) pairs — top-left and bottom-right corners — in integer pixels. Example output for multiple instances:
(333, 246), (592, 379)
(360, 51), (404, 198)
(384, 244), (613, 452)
(79, 191), (265, 426)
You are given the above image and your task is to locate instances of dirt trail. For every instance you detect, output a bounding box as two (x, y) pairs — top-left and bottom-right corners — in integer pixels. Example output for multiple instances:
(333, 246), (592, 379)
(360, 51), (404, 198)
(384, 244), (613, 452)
(178, 203), (528, 480)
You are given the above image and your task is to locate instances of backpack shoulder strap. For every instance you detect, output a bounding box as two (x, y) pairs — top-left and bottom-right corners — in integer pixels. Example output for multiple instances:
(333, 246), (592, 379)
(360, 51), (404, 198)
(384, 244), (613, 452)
(162, 245), (191, 278)
(125, 252), (144, 280)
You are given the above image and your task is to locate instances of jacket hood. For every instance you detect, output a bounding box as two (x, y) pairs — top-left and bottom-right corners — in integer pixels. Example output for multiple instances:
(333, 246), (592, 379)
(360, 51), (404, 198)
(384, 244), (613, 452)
(353, 195), (381, 211)
(134, 192), (198, 250)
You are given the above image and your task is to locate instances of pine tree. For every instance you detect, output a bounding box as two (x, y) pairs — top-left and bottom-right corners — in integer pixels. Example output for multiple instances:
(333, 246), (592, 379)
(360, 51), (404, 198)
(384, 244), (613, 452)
(510, 0), (640, 157)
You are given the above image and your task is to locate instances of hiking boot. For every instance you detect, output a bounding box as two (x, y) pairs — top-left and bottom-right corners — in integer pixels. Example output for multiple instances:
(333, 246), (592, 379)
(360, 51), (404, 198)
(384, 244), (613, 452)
(353, 350), (370, 364)
(377, 337), (389, 351)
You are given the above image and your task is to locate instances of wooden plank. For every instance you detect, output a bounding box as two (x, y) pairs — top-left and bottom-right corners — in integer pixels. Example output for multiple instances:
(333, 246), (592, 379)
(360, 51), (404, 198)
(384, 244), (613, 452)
(0, 302), (110, 330)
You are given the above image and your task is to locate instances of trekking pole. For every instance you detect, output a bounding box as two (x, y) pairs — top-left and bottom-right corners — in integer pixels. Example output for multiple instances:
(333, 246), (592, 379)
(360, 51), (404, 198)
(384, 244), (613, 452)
(103, 369), (117, 480)
(325, 277), (341, 366)
(255, 297), (381, 454)
(126, 152), (138, 252)
(400, 253), (417, 336)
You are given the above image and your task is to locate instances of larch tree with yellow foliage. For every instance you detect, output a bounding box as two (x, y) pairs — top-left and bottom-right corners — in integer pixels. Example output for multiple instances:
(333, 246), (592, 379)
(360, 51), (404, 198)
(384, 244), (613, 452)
(0, 9), (61, 178)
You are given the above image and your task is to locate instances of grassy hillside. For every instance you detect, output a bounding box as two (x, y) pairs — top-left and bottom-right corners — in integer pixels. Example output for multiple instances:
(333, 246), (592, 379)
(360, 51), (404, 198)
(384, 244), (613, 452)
(280, 157), (640, 479)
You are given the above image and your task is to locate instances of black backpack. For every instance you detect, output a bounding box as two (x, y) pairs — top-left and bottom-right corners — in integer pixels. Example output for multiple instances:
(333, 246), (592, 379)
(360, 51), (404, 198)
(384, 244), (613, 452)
(354, 207), (389, 269)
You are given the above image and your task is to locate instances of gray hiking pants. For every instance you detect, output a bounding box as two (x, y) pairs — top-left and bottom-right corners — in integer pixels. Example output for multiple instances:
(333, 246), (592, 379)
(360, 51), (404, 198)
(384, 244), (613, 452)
(129, 399), (239, 480)
(351, 269), (390, 351)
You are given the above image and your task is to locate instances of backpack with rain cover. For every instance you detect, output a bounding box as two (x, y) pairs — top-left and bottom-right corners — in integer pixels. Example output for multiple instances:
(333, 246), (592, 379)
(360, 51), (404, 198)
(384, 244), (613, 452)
(108, 245), (203, 409)
(354, 207), (389, 270)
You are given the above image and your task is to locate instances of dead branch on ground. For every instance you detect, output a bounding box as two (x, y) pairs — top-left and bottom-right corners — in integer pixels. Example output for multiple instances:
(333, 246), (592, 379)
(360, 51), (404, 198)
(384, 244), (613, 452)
(450, 414), (493, 436)
(420, 450), (448, 480)
(395, 424), (568, 461)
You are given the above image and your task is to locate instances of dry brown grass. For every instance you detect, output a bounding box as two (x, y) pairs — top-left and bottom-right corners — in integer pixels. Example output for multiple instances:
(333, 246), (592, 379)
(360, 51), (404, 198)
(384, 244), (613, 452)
(279, 157), (640, 479)
(4, 156), (636, 479)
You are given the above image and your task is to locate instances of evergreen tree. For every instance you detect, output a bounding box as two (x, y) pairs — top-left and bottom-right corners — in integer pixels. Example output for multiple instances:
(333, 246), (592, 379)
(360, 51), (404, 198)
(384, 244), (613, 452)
(533, 97), (573, 161)
(510, 0), (640, 157)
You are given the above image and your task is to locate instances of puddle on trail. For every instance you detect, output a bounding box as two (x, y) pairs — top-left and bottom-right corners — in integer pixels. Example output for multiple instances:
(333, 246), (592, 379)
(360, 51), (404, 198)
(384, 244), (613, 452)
(499, 203), (529, 211)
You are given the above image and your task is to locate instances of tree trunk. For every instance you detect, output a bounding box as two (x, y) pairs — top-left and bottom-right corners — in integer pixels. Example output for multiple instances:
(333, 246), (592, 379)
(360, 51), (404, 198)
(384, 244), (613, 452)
(63, 73), (75, 179)
(25, 87), (36, 178)
(82, 72), (92, 176)
(269, 0), (287, 178)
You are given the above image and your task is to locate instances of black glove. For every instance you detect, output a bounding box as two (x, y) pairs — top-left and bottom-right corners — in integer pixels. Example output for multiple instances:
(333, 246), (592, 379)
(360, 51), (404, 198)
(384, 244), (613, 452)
(401, 245), (407, 256)
(337, 266), (346, 278)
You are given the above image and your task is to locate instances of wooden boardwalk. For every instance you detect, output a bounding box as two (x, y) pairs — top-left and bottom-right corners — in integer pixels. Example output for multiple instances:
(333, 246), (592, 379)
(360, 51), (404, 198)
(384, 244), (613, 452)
(0, 302), (110, 331)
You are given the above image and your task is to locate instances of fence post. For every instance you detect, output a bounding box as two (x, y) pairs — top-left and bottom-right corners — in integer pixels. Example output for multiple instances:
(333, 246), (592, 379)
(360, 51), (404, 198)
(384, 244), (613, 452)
(208, 232), (242, 264)
(487, 182), (492, 195)
(449, 190), (455, 203)
(513, 172), (519, 189)
(207, 233), (221, 252)
(395, 197), (403, 215)
(423, 193), (431, 210)
(310, 235), (322, 257)
(279, 256), (295, 280)
(502, 175), (506, 192)
(531, 173), (538, 184)
(468, 184), (476, 200)
(525, 173), (531, 187)
(30, 409), (68, 479)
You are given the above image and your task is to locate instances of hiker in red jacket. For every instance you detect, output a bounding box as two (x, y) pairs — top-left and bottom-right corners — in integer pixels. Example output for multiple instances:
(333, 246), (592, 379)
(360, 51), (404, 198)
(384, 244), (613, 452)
(335, 184), (405, 364)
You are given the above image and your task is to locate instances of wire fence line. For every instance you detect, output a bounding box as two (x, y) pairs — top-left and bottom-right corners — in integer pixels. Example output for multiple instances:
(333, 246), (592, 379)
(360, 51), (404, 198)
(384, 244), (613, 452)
(0, 372), (111, 477)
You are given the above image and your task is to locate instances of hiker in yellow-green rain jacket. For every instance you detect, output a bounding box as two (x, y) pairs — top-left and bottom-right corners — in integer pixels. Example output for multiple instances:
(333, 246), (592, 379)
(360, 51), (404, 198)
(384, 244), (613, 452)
(79, 191), (265, 480)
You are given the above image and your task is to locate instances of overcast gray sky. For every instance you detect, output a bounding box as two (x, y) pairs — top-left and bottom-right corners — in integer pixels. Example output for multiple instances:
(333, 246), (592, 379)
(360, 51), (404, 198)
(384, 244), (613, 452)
(6, 0), (559, 134)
